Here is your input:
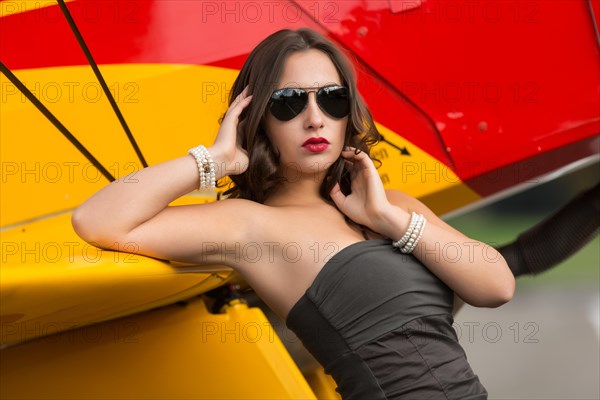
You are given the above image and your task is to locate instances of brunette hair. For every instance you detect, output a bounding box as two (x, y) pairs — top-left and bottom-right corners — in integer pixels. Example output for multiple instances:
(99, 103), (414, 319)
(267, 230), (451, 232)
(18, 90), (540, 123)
(221, 28), (380, 205)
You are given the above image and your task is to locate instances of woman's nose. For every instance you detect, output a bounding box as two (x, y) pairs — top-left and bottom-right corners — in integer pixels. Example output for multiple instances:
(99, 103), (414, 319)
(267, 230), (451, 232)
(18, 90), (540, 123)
(303, 92), (324, 129)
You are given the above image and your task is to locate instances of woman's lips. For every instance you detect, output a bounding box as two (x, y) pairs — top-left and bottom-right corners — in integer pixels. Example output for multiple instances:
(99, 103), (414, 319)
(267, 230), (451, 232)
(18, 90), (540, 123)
(304, 143), (329, 152)
(303, 137), (329, 153)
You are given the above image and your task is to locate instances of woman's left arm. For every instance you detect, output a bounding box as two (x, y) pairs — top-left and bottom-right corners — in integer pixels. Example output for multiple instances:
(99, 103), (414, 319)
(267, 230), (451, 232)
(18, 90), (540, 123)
(384, 189), (515, 308)
(330, 147), (515, 308)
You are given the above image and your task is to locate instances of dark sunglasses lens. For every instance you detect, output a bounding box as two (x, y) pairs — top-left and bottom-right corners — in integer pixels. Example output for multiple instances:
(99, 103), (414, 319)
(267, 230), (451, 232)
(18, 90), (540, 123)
(270, 88), (307, 121)
(318, 86), (350, 118)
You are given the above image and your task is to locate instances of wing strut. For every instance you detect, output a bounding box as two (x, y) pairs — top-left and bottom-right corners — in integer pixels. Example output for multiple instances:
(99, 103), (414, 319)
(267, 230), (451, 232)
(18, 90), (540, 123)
(57, 0), (148, 169)
(0, 61), (115, 182)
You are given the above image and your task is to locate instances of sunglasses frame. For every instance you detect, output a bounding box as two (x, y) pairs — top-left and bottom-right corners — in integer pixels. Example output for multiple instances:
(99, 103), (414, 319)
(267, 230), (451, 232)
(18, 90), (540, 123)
(268, 85), (350, 121)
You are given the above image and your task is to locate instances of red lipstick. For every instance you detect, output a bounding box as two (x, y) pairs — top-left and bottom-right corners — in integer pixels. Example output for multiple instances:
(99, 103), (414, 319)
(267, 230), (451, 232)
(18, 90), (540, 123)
(302, 137), (330, 153)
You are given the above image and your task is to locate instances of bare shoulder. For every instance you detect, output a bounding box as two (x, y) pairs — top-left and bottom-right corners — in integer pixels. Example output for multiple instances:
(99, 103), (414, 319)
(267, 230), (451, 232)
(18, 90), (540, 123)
(180, 197), (275, 242)
(213, 197), (268, 214)
(214, 197), (274, 226)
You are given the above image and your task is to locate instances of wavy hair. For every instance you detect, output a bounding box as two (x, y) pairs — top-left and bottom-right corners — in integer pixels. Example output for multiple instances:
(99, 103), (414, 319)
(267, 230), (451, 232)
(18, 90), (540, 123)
(221, 28), (380, 207)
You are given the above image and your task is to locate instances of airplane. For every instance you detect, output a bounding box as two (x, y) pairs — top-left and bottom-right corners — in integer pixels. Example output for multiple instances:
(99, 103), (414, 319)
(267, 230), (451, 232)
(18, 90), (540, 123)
(1, 0), (598, 398)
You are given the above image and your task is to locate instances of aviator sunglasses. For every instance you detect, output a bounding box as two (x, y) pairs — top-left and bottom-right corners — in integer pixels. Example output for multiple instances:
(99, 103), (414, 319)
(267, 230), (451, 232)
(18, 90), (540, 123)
(269, 85), (350, 121)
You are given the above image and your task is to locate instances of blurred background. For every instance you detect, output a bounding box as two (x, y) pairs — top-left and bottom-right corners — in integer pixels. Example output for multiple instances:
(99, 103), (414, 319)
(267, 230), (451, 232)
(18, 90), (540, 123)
(447, 160), (599, 399)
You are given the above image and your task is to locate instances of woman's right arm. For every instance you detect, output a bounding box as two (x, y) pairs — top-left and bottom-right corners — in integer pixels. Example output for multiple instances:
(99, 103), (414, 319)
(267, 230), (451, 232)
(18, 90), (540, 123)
(71, 152), (250, 264)
(72, 88), (255, 265)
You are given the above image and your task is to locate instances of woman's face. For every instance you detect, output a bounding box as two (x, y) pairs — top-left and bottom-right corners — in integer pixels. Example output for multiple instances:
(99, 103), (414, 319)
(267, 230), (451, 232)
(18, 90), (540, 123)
(264, 49), (348, 178)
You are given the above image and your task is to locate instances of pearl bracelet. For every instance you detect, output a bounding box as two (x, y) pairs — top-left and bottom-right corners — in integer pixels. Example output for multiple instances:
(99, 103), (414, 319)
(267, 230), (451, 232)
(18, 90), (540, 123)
(393, 212), (419, 248)
(401, 217), (426, 254)
(392, 212), (427, 254)
(188, 145), (215, 191)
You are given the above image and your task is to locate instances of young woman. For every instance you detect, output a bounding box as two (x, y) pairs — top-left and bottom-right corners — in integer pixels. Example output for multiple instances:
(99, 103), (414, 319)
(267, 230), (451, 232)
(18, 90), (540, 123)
(72, 28), (515, 399)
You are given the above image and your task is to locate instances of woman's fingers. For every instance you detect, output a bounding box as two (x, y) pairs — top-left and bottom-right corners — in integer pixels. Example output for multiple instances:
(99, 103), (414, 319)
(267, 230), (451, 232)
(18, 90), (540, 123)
(222, 86), (253, 125)
(329, 182), (347, 209)
(232, 85), (252, 108)
(340, 147), (376, 173)
(341, 146), (368, 160)
(211, 87), (252, 168)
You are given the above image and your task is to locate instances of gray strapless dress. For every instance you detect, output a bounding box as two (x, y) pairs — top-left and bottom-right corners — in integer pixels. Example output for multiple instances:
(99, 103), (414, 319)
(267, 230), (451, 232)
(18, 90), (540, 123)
(286, 239), (488, 399)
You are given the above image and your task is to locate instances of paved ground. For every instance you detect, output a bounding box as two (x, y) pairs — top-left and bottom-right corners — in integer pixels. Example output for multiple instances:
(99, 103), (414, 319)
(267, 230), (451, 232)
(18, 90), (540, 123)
(456, 284), (599, 400)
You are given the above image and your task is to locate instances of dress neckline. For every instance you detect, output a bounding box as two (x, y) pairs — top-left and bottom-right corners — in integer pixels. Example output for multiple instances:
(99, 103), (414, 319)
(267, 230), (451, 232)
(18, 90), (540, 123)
(285, 238), (391, 325)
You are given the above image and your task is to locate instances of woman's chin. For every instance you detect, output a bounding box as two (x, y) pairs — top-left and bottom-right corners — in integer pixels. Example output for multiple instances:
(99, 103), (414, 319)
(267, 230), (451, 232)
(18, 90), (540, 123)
(277, 160), (333, 181)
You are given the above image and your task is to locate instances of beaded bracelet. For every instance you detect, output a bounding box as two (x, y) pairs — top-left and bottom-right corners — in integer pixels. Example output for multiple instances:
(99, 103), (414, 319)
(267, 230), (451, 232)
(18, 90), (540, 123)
(401, 217), (426, 254)
(392, 212), (419, 248)
(392, 212), (427, 254)
(188, 145), (215, 191)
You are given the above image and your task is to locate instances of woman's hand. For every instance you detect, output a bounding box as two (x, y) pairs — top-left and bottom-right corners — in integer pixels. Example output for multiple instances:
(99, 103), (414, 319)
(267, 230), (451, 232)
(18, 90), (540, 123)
(329, 147), (407, 235)
(329, 148), (514, 306)
(209, 86), (253, 177)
